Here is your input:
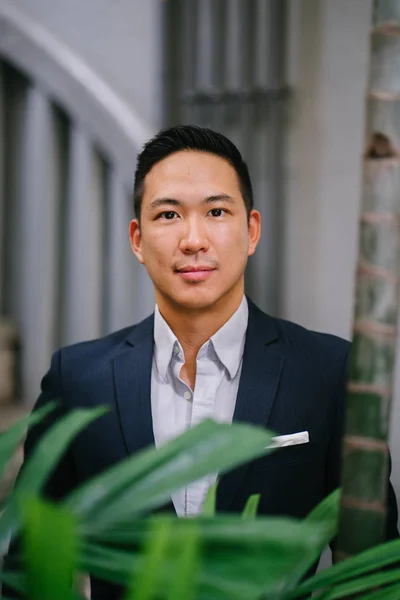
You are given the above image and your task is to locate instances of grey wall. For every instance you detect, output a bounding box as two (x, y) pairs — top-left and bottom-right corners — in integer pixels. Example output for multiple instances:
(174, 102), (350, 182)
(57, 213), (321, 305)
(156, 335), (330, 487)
(13, 0), (163, 131)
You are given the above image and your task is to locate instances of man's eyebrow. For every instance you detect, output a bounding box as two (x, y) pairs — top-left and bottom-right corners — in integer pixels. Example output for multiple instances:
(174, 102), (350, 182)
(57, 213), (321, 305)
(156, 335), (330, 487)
(204, 194), (235, 204)
(150, 198), (182, 209)
(149, 194), (235, 209)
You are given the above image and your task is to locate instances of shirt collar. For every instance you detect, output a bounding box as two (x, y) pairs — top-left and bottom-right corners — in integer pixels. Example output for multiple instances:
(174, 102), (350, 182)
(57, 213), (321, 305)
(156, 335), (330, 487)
(153, 296), (249, 381)
(209, 296), (248, 379)
(153, 305), (180, 381)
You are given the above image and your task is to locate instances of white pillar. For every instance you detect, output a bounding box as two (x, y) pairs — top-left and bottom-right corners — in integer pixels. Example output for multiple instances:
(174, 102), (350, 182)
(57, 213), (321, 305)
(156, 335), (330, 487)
(0, 64), (5, 314)
(223, 0), (243, 150)
(196, 0), (214, 91)
(245, 0), (287, 315)
(180, 0), (197, 123)
(62, 127), (103, 344)
(105, 170), (136, 332)
(282, 0), (372, 334)
(18, 86), (60, 406)
(225, 0), (242, 91)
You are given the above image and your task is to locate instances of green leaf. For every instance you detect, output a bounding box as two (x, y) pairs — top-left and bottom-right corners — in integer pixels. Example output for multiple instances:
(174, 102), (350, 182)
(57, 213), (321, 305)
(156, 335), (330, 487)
(81, 542), (138, 587)
(81, 514), (333, 600)
(166, 521), (199, 600)
(306, 489), (340, 529)
(124, 518), (200, 600)
(66, 420), (277, 530)
(0, 402), (56, 483)
(124, 517), (173, 600)
(20, 496), (77, 600)
(351, 584), (400, 600)
(289, 538), (400, 599)
(0, 571), (26, 595)
(257, 490), (340, 598)
(202, 481), (218, 517)
(314, 568), (400, 599)
(15, 407), (107, 496)
(0, 407), (106, 549)
(242, 494), (261, 519)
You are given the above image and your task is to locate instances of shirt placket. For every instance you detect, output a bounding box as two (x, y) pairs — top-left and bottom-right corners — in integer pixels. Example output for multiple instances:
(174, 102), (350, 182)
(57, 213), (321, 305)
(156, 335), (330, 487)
(185, 350), (223, 516)
(170, 344), (192, 516)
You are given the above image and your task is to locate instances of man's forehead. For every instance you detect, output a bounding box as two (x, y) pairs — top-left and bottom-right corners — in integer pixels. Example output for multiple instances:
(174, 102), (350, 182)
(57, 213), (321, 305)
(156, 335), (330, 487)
(143, 151), (241, 195)
(147, 150), (236, 177)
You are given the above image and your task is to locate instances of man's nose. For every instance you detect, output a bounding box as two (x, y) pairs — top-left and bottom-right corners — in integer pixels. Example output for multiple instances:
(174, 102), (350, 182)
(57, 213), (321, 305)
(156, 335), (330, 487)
(179, 216), (210, 254)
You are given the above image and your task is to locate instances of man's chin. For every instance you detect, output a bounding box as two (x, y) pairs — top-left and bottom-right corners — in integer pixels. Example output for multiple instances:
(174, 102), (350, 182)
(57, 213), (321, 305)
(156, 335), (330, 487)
(169, 288), (222, 311)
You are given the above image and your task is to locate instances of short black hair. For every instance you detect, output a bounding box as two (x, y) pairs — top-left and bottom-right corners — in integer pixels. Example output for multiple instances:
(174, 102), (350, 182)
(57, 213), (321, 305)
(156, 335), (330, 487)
(133, 125), (253, 222)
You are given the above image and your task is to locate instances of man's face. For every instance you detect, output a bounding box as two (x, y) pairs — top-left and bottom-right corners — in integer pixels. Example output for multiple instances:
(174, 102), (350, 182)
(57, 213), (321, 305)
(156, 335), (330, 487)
(130, 150), (261, 312)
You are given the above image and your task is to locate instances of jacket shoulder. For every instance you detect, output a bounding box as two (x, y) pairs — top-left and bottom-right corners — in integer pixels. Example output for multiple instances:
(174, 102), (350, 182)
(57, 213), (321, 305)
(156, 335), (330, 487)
(275, 315), (349, 358)
(54, 314), (153, 370)
(249, 300), (349, 363)
(261, 311), (350, 388)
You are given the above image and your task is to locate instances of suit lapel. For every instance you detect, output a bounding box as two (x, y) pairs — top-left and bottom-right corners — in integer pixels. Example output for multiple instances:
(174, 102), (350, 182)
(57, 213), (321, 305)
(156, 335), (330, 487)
(112, 315), (155, 456)
(217, 300), (284, 512)
(111, 301), (284, 514)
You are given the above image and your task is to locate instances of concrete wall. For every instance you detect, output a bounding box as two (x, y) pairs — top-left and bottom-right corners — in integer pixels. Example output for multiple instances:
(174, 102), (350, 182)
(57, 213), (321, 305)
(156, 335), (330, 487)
(13, 0), (163, 131)
(284, 0), (400, 518)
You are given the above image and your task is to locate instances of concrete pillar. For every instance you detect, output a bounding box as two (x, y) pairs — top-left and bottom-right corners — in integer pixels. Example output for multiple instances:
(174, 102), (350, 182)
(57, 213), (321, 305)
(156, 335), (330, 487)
(0, 63), (5, 314)
(62, 127), (103, 345)
(105, 170), (136, 332)
(245, 0), (287, 315)
(282, 0), (372, 334)
(18, 86), (60, 406)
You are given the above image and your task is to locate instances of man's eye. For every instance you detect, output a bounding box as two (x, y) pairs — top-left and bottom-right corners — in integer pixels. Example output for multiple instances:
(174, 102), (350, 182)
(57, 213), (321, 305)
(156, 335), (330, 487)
(158, 211), (177, 220)
(209, 208), (225, 217)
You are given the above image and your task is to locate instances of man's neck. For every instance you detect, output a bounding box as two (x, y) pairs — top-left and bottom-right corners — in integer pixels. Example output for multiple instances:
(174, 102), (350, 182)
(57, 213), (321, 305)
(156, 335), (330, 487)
(157, 289), (245, 360)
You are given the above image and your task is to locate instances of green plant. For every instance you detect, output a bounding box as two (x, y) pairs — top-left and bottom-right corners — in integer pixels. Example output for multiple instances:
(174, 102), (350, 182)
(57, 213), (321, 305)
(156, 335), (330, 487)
(1, 407), (399, 599)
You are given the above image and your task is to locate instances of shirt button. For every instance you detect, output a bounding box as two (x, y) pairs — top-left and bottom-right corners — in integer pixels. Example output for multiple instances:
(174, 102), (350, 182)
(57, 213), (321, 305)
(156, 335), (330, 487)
(173, 343), (179, 355)
(184, 391), (192, 400)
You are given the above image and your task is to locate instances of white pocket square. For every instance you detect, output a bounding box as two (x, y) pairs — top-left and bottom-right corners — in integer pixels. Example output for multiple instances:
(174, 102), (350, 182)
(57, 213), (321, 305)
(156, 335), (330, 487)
(266, 431), (309, 449)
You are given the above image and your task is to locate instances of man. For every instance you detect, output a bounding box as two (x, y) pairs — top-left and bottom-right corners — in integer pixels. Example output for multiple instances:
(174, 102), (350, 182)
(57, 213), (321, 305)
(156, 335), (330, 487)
(4, 125), (399, 598)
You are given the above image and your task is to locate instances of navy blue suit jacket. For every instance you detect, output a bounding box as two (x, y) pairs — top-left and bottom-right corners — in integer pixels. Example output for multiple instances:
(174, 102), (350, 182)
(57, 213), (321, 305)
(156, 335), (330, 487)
(4, 299), (399, 599)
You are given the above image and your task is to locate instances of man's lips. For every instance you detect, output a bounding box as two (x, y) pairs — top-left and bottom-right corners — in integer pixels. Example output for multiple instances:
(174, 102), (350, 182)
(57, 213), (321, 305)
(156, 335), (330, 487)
(175, 266), (217, 281)
(177, 266), (215, 273)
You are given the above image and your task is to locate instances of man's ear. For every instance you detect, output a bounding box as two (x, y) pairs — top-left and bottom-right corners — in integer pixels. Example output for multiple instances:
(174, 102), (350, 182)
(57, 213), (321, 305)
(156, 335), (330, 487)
(129, 219), (145, 264)
(248, 209), (261, 257)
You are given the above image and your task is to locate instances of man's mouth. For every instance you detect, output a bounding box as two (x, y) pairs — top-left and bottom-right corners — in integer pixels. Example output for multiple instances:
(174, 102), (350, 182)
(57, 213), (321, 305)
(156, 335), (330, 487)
(176, 265), (216, 282)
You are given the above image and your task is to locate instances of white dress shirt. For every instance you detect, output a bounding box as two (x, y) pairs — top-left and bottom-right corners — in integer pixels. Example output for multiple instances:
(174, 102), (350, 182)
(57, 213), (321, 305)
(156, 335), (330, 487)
(151, 296), (249, 517)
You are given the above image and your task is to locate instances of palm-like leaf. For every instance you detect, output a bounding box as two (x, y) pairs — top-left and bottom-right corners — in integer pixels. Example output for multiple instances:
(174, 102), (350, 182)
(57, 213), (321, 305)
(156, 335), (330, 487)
(0, 407), (107, 551)
(81, 513), (334, 600)
(20, 497), (78, 600)
(64, 419), (277, 531)
(289, 538), (400, 599)
(242, 494), (261, 519)
(351, 585), (400, 600)
(0, 402), (56, 485)
(123, 517), (174, 600)
(202, 481), (218, 517)
(2, 408), (399, 600)
(313, 569), (400, 600)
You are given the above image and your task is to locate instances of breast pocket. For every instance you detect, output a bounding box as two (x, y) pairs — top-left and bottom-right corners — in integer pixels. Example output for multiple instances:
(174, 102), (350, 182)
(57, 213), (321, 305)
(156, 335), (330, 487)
(250, 440), (317, 471)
